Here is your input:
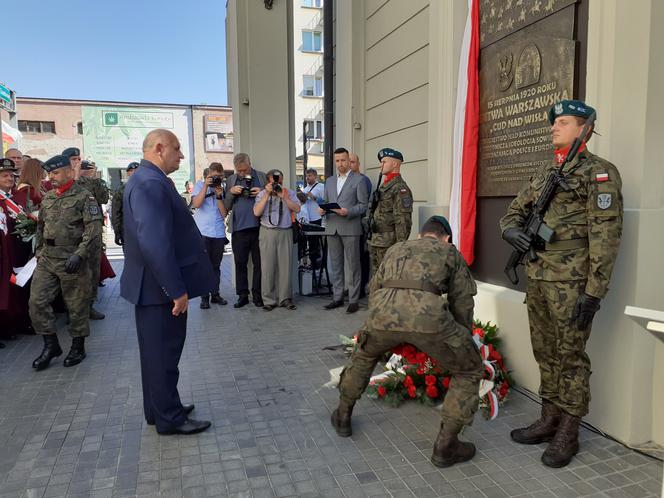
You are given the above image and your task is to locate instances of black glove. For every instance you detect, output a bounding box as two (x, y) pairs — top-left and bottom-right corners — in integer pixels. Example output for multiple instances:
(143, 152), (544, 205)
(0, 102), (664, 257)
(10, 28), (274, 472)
(502, 228), (532, 252)
(114, 233), (123, 246)
(572, 293), (601, 331)
(64, 254), (83, 274)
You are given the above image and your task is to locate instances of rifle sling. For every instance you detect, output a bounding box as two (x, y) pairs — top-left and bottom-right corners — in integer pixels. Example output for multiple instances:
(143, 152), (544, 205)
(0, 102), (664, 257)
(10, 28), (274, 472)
(380, 279), (440, 295)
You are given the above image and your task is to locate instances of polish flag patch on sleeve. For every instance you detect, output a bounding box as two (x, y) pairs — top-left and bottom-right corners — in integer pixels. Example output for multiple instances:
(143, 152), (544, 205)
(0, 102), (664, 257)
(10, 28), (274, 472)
(596, 172), (609, 182)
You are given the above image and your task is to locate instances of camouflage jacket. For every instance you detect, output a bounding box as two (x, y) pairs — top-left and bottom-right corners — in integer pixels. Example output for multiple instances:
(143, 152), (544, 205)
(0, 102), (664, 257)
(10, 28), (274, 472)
(36, 182), (103, 260)
(76, 177), (109, 206)
(366, 237), (477, 334)
(368, 175), (413, 248)
(111, 183), (125, 236)
(500, 150), (623, 298)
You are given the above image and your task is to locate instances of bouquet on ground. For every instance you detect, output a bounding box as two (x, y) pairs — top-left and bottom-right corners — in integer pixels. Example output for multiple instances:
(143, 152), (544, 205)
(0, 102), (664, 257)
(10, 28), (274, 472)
(342, 321), (511, 420)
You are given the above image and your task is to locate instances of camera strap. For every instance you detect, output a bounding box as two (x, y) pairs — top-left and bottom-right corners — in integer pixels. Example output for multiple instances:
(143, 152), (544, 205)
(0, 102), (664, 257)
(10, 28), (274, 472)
(267, 195), (284, 226)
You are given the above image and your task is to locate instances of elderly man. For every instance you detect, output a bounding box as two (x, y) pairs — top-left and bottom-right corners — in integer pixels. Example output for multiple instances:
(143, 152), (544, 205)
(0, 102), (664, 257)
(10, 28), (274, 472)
(319, 147), (368, 314)
(4, 149), (23, 176)
(121, 129), (214, 435)
(29, 155), (103, 370)
(223, 153), (267, 308)
(0, 159), (20, 343)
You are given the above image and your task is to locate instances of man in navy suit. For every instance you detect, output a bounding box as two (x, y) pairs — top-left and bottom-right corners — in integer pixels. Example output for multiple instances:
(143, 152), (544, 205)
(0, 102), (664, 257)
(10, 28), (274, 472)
(121, 129), (215, 435)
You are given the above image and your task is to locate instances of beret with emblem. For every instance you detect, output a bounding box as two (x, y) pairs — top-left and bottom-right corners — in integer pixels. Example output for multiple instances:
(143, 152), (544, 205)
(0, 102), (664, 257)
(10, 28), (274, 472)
(126, 161), (139, 171)
(427, 215), (453, 243)
(62, 147), (81, 158)
(80, 160), (95, 170)
(42, 155), (71, 173)
(548, 99), (596, 125)
(377, 148), (404, 162)
(0, 158), (17, 172)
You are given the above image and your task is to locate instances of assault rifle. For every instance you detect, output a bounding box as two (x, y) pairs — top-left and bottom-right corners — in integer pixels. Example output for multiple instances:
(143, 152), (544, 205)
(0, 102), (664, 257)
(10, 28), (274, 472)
(366, 169), (383, 241)
(504, 112), (596, 285)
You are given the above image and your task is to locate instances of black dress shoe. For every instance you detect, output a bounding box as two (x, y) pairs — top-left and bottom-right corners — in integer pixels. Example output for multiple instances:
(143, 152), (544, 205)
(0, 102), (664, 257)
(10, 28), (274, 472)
(253, 296), (264, 307)
(210, 294), (227, 305)
(200, 296), (210, 309)
(346, 303), (360, 314)
(234, 296), (250, 308)
(147, 404), (195, 425)
(324, 300), (344, 310)
(157, 418), (211, 435)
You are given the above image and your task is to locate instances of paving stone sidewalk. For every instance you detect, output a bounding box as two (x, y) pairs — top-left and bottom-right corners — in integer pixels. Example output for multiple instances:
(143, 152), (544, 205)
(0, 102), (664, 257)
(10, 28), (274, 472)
(0, 258), (661, 498)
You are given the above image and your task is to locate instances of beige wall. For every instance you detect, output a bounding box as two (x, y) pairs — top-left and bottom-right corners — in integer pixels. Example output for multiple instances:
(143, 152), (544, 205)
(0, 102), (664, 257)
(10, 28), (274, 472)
(16, 100), (83, 160)
(191, 107), (234, 180)
(332, 0), (664, 448)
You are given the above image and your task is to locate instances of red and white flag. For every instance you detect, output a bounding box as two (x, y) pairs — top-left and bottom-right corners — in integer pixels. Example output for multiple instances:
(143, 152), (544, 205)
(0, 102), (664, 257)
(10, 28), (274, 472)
(449, 0), (480, 265)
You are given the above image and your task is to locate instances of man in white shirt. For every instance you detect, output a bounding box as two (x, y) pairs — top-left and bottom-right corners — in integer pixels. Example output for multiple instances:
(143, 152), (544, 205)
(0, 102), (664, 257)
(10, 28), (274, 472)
(297, 168), (325, 267)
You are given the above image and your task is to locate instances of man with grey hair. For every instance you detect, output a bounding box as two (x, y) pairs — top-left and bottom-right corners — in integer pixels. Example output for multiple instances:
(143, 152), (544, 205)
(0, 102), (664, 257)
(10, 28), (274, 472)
(223, 153), (267, 308)
(4, 148), (23, 177)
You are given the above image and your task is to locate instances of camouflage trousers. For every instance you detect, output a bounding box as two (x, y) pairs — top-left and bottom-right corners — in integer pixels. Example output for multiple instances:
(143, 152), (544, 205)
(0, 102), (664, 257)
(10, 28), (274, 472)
(368, 245), (389, 276)
(86, 236), (102, 303)
(526, 279), (592, 417)
(29, 256), (91, 338)
(338, 327), (483, 428)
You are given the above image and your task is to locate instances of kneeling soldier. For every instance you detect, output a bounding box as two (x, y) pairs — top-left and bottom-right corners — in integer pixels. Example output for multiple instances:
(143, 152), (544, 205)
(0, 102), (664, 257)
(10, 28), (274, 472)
(29, 155), (103, 370)
(332, 216), (484, 468)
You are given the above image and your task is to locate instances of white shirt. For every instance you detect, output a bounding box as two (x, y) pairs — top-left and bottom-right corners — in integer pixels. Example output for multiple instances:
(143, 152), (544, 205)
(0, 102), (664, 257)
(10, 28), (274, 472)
(302, 182), (324, 222)
(337, 173), (348, 196)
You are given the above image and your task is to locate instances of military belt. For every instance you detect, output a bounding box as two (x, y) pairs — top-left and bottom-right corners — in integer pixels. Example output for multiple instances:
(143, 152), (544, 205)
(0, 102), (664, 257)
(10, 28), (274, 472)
(543, 238), (588, 251)
(45, 238), (83, 247)
(380, 279), (440, 295)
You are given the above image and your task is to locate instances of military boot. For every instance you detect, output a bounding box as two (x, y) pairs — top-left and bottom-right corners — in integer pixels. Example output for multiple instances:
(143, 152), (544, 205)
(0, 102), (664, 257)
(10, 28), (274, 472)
(63, 337), (87, 367)
(431, 424), (476, 468)
(32, 335), (63, 371)
(330, 400), (354, 437)
(541, 411), (581, 468)
(511, 400), (561, 444)
(89, 305), (105, 320)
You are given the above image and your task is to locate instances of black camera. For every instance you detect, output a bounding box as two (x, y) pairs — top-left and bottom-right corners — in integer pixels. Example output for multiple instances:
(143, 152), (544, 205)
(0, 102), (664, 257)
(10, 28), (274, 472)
(272, 171), (282, 194)
(241, 175), (253, 197)
(210, 175), (224, 188)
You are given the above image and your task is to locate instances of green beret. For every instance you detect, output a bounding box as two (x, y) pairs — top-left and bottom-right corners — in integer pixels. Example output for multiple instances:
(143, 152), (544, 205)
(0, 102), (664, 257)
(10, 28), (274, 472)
(62, 147), (81, 158)
(126, 161), (139, 171)
(427, 215), (453, 243)
(0, 158), (17, 172)
(377, 148), (404, 162)
(548, 99), (596, 125)
(42, 155), (71, 173)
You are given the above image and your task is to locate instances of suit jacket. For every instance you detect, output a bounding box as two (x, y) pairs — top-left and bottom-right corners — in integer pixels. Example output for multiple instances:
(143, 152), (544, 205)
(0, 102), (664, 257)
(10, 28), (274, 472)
(120, 160), (215, 306)
(323, 171), (369, 236)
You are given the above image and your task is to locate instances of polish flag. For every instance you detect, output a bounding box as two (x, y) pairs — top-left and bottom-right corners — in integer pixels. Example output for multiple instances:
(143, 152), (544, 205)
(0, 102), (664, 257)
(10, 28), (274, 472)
(449, 0), (480, 265)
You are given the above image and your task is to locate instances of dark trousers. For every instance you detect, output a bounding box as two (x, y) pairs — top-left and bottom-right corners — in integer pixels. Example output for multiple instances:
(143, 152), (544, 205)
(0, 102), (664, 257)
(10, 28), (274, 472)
(305, 219), (322, 264)
(359, 233), (370, 296)
(135, 304), (188, 432)
(203, 236), (227, 295)
(231, 227), (261, 297)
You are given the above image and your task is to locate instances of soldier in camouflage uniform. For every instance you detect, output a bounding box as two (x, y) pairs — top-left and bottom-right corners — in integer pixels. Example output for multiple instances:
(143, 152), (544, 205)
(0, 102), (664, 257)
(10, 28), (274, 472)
(29, 155), (103, 371)
(331, 216), (484, 468)
(111, 161), (139, 247)
(367, 148), (413, 273)
(500, 100), (623, 468)
(76, 159), (109, 320)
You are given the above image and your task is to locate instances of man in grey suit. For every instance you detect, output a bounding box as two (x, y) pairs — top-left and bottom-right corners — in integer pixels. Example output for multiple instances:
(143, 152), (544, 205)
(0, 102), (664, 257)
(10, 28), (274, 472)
(319, 148), (369, 313)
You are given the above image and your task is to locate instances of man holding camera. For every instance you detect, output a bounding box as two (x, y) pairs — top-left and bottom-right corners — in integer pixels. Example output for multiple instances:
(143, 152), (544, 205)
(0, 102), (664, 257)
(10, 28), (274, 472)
(296, 168), (325, 267)
(223, 153), (267, 308)
(192, 163), (229, 309)
(253, 170), (301, 311)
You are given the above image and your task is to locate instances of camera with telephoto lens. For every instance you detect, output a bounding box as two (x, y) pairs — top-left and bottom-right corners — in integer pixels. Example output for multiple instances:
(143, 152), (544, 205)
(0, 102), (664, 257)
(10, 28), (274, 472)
(241, 175), (253, 197)
(271, 171), (283, 194)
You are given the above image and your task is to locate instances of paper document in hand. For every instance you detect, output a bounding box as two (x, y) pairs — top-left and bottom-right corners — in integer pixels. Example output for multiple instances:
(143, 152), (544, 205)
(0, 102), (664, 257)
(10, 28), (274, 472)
(13, 257), (37, 287)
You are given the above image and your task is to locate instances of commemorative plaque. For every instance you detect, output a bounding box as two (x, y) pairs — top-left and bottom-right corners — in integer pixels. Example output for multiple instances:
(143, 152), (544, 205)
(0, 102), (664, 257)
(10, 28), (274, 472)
(477, 0), (579, 196)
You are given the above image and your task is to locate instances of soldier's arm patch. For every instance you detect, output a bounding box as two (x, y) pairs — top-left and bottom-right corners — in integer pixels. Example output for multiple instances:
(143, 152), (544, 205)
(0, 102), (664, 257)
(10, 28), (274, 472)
(399, 188), (413, 209)
(88, 197), (100, 216)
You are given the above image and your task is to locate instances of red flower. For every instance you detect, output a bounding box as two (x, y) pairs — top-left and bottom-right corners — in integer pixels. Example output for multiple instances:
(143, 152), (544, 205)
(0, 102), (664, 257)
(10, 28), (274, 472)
(391, 345), (403, 355)
(442, 377), (451, 389)
(407, 385), (417, 398)
(402, 344), (417, 360)
(499, 382), (509, 398)
(473, 327), (485, 339)
(403, 375), (414, 388)
(378, 385), (387, 397)
(425, 375), (437, 386)
(415, 352), (429, 365)
(416, 367), (425, 375)
(426, 385), (439, 398)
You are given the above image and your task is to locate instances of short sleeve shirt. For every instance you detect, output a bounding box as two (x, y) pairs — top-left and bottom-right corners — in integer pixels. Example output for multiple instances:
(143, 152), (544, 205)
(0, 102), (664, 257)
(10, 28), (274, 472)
(255, 189), (301, 228)
(192, 180), (227, 238)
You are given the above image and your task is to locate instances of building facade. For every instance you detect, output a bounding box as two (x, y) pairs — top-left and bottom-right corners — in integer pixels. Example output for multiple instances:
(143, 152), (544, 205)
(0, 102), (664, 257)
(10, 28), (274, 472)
(14, 98), (233, 189)
(226, 0), (664, 451)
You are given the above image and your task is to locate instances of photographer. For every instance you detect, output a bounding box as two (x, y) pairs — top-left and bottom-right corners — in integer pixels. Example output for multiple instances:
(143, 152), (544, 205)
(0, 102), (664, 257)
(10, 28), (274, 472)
(192, 163), (229, 309)
(253, 169), (301, 311)
(296, 168), (325, 268)
(223, 153), (267, 308)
